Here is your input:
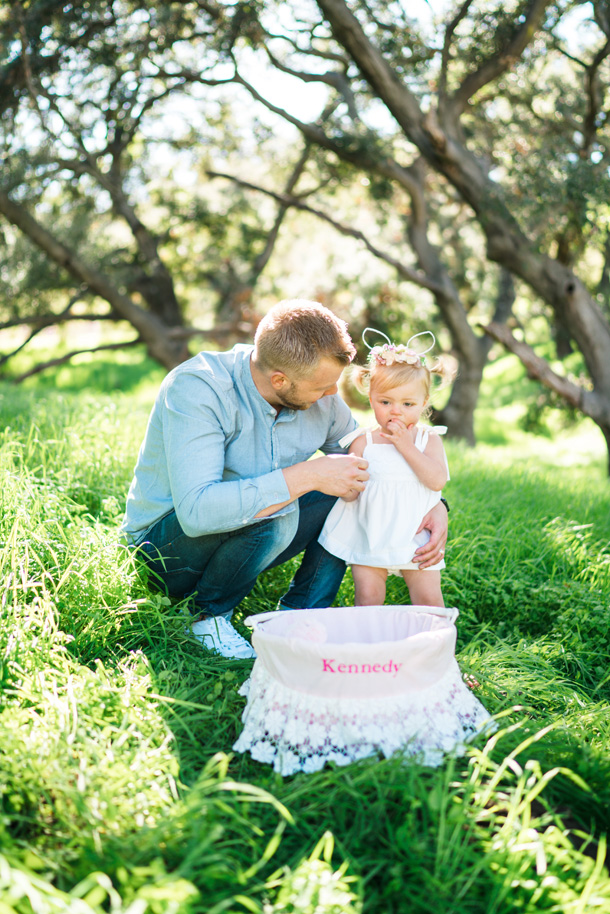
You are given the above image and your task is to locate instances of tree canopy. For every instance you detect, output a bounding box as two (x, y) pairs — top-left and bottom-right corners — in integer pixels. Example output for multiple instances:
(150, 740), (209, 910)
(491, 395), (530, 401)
(2, 0), (610, 465)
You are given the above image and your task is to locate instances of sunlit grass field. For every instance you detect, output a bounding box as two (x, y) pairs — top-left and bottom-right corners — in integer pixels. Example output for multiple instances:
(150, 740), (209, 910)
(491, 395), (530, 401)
(1, 348), (609, 913)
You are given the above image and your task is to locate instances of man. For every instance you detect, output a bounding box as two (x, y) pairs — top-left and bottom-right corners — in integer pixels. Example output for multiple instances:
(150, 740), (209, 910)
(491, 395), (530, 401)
(122, 300), (447, 658)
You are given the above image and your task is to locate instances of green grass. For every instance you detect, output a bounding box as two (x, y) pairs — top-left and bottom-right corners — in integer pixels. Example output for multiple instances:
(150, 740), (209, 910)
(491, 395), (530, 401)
(1, 349), (610, 914)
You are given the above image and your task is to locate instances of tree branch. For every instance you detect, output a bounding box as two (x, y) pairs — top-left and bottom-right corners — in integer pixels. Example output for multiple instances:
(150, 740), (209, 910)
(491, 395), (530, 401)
(152, 67), (236, 87)
(0, 189), (187, 368)
(234, 72), (421, 197)
(439, 0), (474, 112)
(0, 285), (93, 367)
(0, 287), (92, 332)
(232, 74), (481, 352)
(451, 0), (551, 114)
(263, 46), (359, 119)
(265, 31), (347, 64)
(313, 0), (610, 381)
(481, 320), (607, 424)
(0, 312), (116, 333)
(582, 36), (610, 151)
(0, 322), (52, 368)
(207, 168), (446, 296)
(491, 270), (516, 326)
(13, 0), (49, 127)
(315, 0), (430, 148)
(251, 144), (312, 277)
(39, 104), (184, 324)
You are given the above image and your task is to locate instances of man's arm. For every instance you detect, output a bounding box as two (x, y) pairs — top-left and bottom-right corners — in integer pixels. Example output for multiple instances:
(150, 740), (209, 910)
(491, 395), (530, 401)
(254, 452), (369, 518)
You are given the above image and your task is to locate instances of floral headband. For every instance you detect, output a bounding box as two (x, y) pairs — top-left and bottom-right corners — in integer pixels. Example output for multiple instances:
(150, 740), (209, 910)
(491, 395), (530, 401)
(362, 328), (435, 368)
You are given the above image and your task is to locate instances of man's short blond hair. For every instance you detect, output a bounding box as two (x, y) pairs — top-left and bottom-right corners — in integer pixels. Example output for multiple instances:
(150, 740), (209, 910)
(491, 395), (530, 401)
(254, 299), (356, 377)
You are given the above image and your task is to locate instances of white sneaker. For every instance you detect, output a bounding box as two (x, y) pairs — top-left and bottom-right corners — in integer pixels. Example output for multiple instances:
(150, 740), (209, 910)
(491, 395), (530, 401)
(190, 616), (256, 659)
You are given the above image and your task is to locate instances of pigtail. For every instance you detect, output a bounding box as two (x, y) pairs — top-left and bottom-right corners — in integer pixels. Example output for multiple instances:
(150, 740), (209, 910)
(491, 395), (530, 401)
(338, 363), (372, 408)
(428, 354), (457, 390)
(351, 363), (372, 396)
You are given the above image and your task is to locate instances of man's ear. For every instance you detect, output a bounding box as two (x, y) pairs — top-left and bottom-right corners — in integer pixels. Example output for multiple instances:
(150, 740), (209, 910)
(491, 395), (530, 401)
(270, 371), (289, 391)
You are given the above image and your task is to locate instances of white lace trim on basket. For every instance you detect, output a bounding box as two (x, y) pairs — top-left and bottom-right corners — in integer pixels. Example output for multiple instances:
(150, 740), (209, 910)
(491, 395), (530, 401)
(233, 661), (495, 775)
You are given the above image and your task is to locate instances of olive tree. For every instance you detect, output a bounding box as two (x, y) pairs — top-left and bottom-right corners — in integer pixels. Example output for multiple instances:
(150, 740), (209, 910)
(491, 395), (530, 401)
(0, 0), (309, 375)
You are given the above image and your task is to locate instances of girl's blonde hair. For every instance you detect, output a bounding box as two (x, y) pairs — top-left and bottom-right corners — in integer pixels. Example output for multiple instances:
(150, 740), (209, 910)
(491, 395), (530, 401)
(352, 342), (455, 402)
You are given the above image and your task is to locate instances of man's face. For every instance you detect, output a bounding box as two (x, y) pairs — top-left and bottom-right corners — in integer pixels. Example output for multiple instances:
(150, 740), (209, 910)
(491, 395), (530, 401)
(274, 357), (344, 410)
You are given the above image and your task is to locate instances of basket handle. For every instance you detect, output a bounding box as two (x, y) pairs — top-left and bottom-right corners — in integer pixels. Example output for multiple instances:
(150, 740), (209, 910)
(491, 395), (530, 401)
(244, 606), (459, 627)
(244, 610), (300, 628)
(399, 605), (459, 623)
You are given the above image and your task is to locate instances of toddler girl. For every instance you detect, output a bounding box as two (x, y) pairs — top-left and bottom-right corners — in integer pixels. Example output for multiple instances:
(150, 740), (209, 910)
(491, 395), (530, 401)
(319, 330), (450, 607)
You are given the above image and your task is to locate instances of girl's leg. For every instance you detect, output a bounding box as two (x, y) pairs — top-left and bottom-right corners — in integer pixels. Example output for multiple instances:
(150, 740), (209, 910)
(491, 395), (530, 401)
(401, 570), (444, 607)
(352, 564), (388, 606)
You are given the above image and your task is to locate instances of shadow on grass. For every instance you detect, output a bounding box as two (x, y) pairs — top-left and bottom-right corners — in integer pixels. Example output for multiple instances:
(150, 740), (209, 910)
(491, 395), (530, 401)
(14, 349), (166, 395)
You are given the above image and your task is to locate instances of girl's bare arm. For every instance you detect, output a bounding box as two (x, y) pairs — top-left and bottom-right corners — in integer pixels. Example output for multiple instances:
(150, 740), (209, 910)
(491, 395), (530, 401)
(381, 425), (448, 490)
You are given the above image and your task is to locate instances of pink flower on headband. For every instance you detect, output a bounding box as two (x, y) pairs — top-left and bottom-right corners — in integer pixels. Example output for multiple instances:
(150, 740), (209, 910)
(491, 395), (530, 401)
(369, 344), (425, 367)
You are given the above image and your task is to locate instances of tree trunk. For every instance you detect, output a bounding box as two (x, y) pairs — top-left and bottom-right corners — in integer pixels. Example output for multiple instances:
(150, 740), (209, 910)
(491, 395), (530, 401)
(602, 426), (610, 478)
(393, 158), (494, 443)
(0, 190), (189, 371)
(431, 357), (484, 446)
(96, 174), (185, 327)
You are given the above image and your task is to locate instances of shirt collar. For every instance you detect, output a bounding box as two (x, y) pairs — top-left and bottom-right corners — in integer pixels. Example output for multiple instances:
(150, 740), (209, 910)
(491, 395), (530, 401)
(239, 349), (280, 418)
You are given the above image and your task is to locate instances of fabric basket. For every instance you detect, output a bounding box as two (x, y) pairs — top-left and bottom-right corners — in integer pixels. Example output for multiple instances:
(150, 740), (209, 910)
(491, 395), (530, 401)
(232, 605), (493, 775)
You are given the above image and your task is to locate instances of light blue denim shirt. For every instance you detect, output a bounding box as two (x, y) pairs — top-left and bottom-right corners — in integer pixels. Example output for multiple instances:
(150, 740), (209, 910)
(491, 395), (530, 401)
(121, 345), (357, 544)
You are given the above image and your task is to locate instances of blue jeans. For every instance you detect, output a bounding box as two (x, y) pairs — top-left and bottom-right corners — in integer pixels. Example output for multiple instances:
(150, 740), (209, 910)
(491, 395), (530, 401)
(137, 491), (346, 618)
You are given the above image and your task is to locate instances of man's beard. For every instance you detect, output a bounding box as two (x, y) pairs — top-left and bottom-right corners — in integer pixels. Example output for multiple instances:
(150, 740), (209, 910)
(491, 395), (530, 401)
(275, 383), (311, 411)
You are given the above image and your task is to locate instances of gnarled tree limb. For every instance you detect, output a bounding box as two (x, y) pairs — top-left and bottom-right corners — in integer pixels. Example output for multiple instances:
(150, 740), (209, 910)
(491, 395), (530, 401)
(481, 320), (609, 428)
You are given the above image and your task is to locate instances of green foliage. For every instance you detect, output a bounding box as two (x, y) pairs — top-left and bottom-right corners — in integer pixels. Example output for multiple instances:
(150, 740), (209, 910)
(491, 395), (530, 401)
(266, 832), (360, 914)
(0, 852), (198, 914)
(1, 369), (610, 913)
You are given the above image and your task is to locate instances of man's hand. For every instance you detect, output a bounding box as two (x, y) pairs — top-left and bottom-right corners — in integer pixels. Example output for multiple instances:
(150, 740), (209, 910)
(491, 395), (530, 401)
(310, 453), (369, 498)
(414, 500), (448, 568)
(257, 453), (369, 519)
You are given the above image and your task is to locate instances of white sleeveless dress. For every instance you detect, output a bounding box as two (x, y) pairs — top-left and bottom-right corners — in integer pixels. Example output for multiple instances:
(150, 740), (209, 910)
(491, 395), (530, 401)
(318, 426), (448, 571)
